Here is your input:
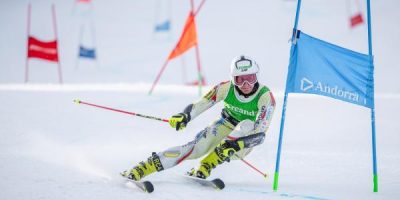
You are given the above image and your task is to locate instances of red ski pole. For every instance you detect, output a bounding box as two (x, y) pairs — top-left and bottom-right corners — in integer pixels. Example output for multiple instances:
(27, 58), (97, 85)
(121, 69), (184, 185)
(74, 99), (267, 178)
(74, 99), (169, 122)
(235, 154), (268, 179)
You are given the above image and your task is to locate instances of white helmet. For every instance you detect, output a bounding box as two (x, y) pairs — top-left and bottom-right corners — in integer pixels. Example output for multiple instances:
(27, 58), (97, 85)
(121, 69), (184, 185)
(230, 55), (259, 81)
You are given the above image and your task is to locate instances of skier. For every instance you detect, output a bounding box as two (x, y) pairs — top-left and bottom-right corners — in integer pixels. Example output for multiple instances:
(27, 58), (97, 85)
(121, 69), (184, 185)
(122, 55), (275, 181)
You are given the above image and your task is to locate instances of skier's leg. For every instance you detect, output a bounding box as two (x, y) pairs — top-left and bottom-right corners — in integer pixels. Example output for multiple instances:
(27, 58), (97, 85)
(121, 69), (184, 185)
(227, 119), (255, 159)
(122, 118), (234, 181)
(121, 152), (164, 181)
(159, 123), (232, 167)
(191, 120), (256, 178)
(189, 138), (246, 179)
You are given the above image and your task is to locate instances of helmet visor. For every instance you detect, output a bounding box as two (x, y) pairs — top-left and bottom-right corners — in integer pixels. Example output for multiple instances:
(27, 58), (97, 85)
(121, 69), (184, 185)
(234, 74), (257, 87)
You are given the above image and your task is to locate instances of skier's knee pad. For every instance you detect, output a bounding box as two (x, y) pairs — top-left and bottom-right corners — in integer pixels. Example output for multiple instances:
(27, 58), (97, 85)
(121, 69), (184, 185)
(158, 142), (196, 169)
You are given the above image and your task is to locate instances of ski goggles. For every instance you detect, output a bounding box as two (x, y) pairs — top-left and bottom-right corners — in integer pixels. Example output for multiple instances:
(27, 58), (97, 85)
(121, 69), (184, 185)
(233, 74), (258, 87)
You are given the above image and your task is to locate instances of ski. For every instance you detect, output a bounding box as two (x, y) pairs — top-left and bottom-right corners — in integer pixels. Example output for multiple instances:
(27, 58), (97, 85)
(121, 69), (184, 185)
(120, 170), (154, 193)
(183, 175), (225, 190)
(123, 177), (154, 193)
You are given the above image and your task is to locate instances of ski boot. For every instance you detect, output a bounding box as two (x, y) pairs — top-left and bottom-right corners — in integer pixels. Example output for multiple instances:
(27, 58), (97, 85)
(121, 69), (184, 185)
(189, 139), (244, 179)
(121, 152), (164, 181)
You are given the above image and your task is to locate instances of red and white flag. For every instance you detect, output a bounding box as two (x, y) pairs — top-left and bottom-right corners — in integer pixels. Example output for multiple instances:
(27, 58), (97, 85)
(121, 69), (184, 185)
(350, 13), (364, 28)
(27, 36), (59, 62)
(77, 0), (92, 4)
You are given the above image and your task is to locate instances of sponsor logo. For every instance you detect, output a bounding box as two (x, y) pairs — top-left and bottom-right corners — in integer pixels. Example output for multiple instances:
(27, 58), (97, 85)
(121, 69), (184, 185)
(259, 106), (267, 119)
(254, 106), (266, 129)
(225, 103), (257, 117)
(236, 65), (251, 72)
(236, 60), (252, 72)
(151, 152), (164, 171)
(300, 77), (359, 102)
(300, 78), (314, 91)
(265, 104), (274, 122)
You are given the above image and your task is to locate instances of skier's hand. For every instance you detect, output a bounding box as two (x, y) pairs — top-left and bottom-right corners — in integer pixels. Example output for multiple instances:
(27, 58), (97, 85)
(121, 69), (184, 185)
(169, 113), (189, 131)
(216, 140), (245, 162)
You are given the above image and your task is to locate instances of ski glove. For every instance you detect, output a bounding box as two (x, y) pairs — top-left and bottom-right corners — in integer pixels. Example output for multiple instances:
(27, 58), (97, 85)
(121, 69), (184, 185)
(215, 139), (245, 162)
(169, 113), (190, 131)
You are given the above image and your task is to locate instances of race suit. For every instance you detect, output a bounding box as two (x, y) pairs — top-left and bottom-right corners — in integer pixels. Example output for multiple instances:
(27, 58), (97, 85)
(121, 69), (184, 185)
(156, 81), (275, 170)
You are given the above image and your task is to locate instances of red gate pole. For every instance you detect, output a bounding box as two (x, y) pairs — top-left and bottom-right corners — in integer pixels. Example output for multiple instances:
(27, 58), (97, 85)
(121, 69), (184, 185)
(25, 3), (32, 83)
(148, 59), (170, 95)
(194, 40), (203, 95)
(192, 0), (206, 96)
(52, 4), (63, 84)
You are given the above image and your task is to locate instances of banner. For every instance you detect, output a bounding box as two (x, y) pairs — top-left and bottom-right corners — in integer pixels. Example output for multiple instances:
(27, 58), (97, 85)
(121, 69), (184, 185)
(155, 20), (171, 32)
(79, 46), (96, 59)
(77, 0), (91, 3)
(350, 13), (364, 27)
(168, 12), (197, 60)
(27, 36), (59, 62)
(149, 2), (206, 95)
(274, 0), (378, 193)
(286, 31), (374, 108)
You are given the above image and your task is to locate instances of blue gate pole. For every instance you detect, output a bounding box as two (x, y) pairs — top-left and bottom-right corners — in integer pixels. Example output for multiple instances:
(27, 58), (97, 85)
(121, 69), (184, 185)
(273, 0), (302, 191)
(366, 0), (378, 193)
(273, 92), (289, 191)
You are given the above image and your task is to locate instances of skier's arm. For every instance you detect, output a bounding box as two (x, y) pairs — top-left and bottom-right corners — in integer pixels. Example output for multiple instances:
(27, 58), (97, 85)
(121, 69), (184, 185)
(169, 81), (230, 131)
(240, 91), (276, 148)
(183, 81), (230, 120)
(254, 91), (275, 135)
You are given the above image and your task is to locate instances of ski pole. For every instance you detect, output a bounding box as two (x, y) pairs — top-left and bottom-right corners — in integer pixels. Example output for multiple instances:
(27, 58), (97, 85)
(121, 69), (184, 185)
(235, 154), (268, 179)
(74, 99), (169, 122)
(74, 99), (267, 178)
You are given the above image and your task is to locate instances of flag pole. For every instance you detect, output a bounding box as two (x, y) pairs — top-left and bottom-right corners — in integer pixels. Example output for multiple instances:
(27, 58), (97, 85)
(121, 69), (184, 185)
(149, 0), (205, 95)
(190, 0), (202, 96)
(194, 0), (207, 16)
(366, 0), (378, 192)
(193, 0), (207, 96)
(167, 0), (172, 39)
(194, 39), (202, 96)
(76, 24), (84, 69)
(52, 4), (63, 84)
(148, 58), (170, 95)
(273, 0), (302, 192)
(25, 3), (32, 83)
(190, 0), (194, 11)
(91, 21), (99, 68)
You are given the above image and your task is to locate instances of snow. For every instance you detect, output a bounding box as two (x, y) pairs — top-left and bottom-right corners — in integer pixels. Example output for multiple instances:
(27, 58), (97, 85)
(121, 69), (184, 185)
(1, 0), (400, 200)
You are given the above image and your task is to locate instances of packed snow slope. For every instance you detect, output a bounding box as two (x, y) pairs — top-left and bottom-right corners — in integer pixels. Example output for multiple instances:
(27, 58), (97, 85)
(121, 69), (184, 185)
(0, 85), (400, 200)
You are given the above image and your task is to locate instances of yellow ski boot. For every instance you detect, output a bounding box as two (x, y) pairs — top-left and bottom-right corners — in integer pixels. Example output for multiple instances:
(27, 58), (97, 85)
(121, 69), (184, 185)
(189, 139), (244, 179)
(121, 152), (164, 181)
